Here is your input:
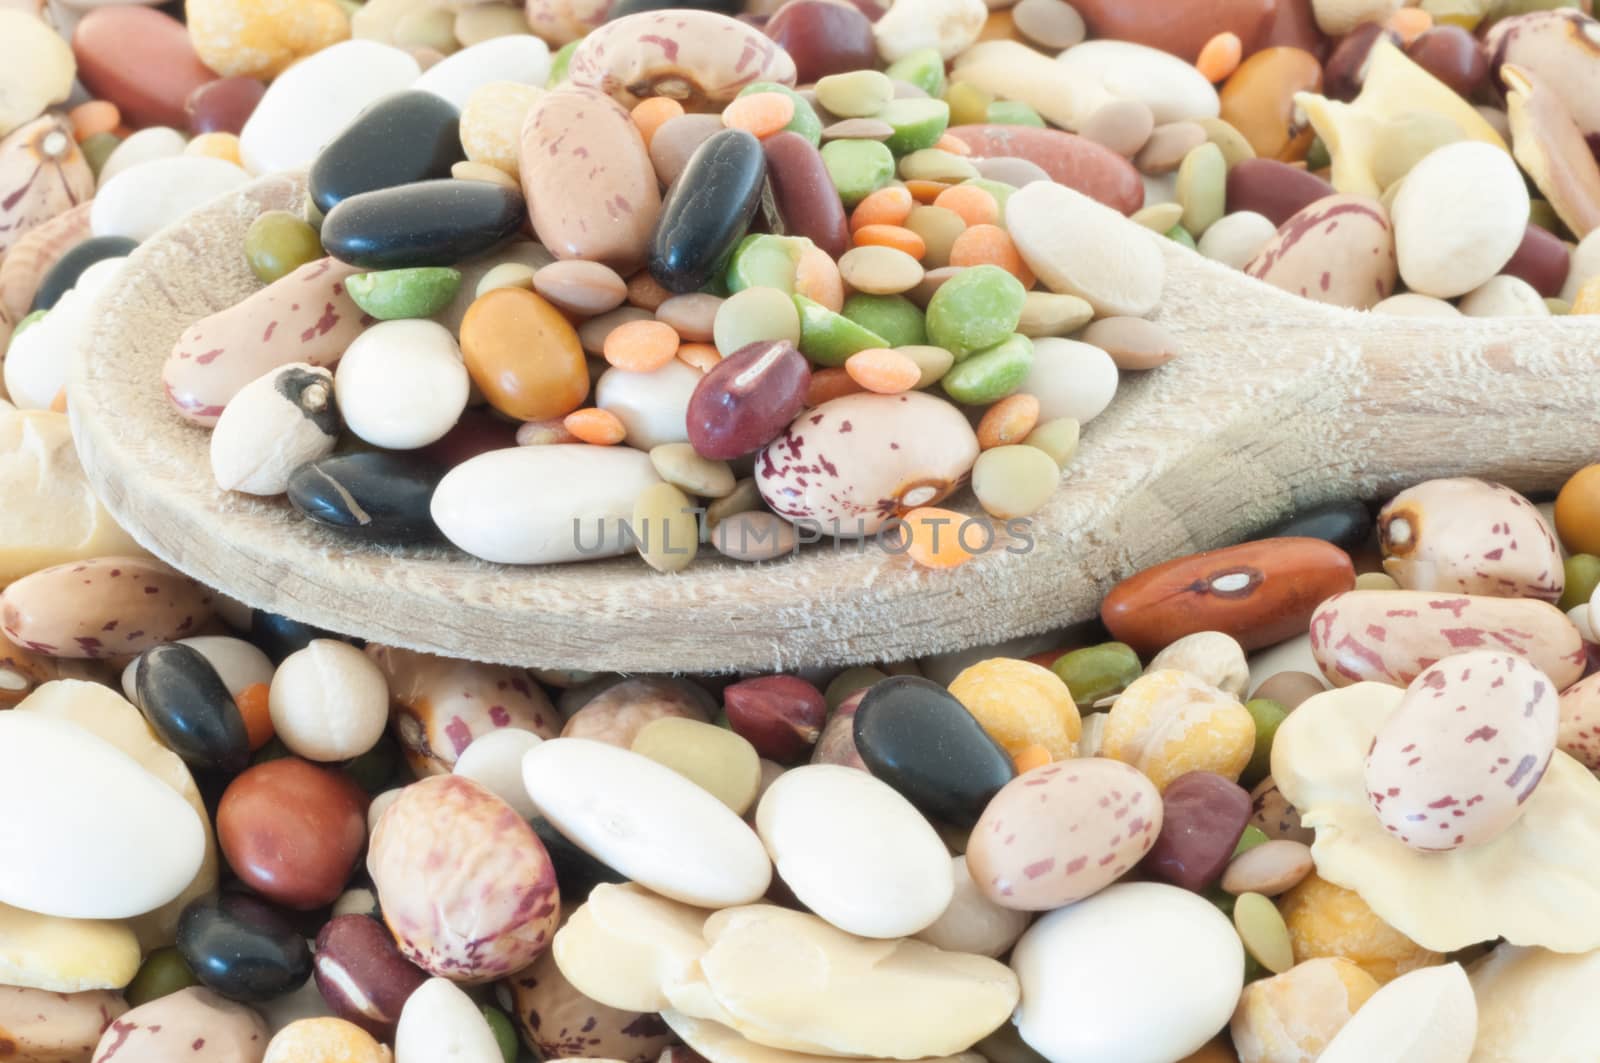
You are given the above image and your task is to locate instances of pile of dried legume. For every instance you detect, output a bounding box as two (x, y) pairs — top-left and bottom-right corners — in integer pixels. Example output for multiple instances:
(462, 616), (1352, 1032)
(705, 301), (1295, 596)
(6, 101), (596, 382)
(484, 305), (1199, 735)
(5, 456), (1600, 1062)
(5, 0), (1600, 1060)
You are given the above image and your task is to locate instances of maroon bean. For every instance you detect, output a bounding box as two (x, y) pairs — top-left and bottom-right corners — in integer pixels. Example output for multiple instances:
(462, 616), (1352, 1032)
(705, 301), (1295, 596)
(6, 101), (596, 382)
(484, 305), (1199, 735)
(764, 0), (877, 83)
(1322, 23), (1398, 101)
(686, 340), (810, 460)
(723, 674), (828, 763)
(185, 76), (268, 135)
(1225, 158), (1335, 226)
(313, 914), (428, 1041)
(216, 759), (369, 910)
(1140, 771), (1253, 893)
(762, 132), (850, 260)
(413, 406), (520, 468)
(1405, 25), (1487, 99)
(1502, 222), (1571, 297)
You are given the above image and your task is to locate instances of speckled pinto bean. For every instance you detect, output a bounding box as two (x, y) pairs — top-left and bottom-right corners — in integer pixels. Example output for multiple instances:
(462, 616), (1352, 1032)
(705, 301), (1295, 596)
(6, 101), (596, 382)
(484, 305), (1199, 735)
(524, 0), (614, 46)
(368, 775), (560, 983)
(566, 11), (798, 112)
(1365, 651), (1560, 852)
(1378, 478), (1564, 602)
(1308, 590), (1588, 691)
(520, 88), (662, 275)
(367, 644), (561, 776)
(163, 257), (372, 426)
(1558, 673), (1600, 770)
(507, 939), (673, 1063)
(1, 556), (215, 658)
(1244, 194), (1398, 311)
(1101, 538), (1356, 657)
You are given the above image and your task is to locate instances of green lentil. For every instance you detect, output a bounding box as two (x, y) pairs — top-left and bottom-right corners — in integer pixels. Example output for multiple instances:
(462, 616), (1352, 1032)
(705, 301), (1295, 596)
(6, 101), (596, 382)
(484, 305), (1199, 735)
(1023, 417), (1079, 467)
(1242, 698), (1287, 787)
(878, 97), (951, 155)
(714, 284), (802, 353)
(244, 210), (324, 284)
(794, 293), (889, 366)
(11, 309), (47, 343)
(987, 100), (1045, 127)
(1050, 642), (1142, 709)
(548, 39), (579, 85)
(1303, 134), (1331, 172)
(1233, 892), (1294, 974)
(741, 81), (823, 146)
(1196, 116), (1257, 168)
(941, 332), (1033, 405)
(124, 946), (198, 1007)
(885, 48), (947, 97)
(725, 234), (810, 294)
(815, 70), (895, 119)
(632, 482), (700, 573)
(925, 264), (1026, 358)
(1233, 825), (1270, 858)
(1165, 223), (1197, 249)
(897, 344), (955, 388)
(1176, 142), (1226, 237)
(898, 148), (979, 182)
(820, 139), (897, 207)
(944, 81), (993, 127)
(79, 132), (121, 178)
(842, 293), (927, 347)
(972, 444), (1059, 519)
(904, 204), (966, 268)
(1559, 554), (1600, 612)
(346, 267), (462, 320)
(481, 1004), (519, 1063)
(650, 443), (737, 498)
(1132, 202), (1185, 233)
(1017, 291), (1094, 337)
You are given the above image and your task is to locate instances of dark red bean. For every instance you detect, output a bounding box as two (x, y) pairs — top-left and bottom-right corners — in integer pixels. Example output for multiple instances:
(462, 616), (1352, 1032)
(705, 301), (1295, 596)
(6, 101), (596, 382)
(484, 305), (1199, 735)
(1406, 25), (1487, 99)
(1225, 158), (1335, 226)
(185, 76), (268, 136)
(723, 674), (828, 763)
(1141, 771), (1253, 892)
(686, 339), (809, 460)
(1322, 22), (1399, 102)
(764, 0), (877, 83)
(1258, 0), (1327, 61)
(313, 914), (428, 1041)
(762, 132), (849, 260)
(1502, 222), (1571, 297)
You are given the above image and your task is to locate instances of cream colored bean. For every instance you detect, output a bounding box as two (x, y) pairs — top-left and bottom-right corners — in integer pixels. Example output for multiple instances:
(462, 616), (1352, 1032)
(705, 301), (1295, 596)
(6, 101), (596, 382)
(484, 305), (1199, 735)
(972, 445), (1059, 520)
(839, 246), (925, 296)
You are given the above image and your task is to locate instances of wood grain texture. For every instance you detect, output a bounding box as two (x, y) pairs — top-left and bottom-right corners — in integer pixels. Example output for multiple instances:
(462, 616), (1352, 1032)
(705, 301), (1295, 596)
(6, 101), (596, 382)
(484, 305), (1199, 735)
(67, 172), (1600, 673)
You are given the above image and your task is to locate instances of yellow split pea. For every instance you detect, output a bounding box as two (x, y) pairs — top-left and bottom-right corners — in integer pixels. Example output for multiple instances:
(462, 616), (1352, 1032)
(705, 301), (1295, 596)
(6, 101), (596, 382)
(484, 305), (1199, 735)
(947, 657), (1080, 760)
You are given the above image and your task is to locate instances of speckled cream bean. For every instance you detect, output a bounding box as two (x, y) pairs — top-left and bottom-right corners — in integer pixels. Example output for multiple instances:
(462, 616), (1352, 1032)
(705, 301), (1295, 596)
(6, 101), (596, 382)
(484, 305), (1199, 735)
(1, 557), (214, 659)
(210, 363), (339, 495)
(1, 986), (122, 1063)
(1557, 672), (1600, 770)
(567, 10), (798, 110)
(1378, 478), (1564, 601)
(507, 940), (673, 1063)
(370, 776), (561, 983)
(1366, 651), (1559, 852)
(164, 257), (371, 427)
(1245, 194), (1399, 310)
(268, 639), (390, 762)
(91, 987), (267, 1063)
(1309, 590), (1586, 690)
(369, 643), (560, 776)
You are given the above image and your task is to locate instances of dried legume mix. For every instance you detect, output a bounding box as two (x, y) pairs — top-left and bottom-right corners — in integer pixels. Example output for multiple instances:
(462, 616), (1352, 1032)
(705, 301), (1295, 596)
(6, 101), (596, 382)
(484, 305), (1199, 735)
(5, 0), (1600, 1060)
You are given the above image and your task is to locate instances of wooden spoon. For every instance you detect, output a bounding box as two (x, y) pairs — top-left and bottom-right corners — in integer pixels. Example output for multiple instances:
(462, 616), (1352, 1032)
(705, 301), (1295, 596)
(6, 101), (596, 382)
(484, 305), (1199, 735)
(67, 172), (1600, 673)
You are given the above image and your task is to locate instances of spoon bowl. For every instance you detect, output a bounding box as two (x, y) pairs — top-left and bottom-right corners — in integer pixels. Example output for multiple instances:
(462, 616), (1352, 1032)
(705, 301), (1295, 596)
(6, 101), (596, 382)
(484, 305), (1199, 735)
(68, 172), (1600, 672)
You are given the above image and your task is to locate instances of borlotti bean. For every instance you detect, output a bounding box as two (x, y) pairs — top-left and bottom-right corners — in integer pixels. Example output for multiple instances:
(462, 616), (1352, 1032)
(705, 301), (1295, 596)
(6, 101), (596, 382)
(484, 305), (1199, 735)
(11, 5), (1600, 1062)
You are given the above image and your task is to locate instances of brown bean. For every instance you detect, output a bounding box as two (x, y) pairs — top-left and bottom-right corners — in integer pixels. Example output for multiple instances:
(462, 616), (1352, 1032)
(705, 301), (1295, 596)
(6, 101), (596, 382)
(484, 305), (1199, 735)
(1406, 25), (1487, 100)
(72, 6), (218, 129)
(313, 913), (428, 1041)
(762, 132), (850, 260)
(686, 339), (811, 460)
(765, 0), (878, 83)
(1069, 0), (1276, 61)
(217, 759), (368, 911)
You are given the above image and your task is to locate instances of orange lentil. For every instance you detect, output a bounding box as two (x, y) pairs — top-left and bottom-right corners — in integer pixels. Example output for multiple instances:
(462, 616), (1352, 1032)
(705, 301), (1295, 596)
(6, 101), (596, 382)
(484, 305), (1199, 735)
(1387, 6), (1432, 44)
(852, 223), (927, 259)
(722, 91), (795, 138)
(69, 100), (120, 142)
(677, 341), (722, 372)
(185, 132), (242, 166)
(934, 133), (973, 156)
(563, 407), (628, 445)
(845, 348), (921, 394)
(806, 366), (865, 406)
(630, 96), (685, 148)
(603, 319), (680, 371)
(1196, 32), (1243, 83)
(899, 507), (981, 569)
(849, 186), (915, 232)
(905, 179), (953, 204)
(977, 393), (1041, 449)
(949, 223), (1035, 285)
(795, 243), (845, 311)
(933, 184), (1000, 227)
(625, 271), (673, 311)
(1012, 742), (1053, 774)
(235, 683), (275, 751)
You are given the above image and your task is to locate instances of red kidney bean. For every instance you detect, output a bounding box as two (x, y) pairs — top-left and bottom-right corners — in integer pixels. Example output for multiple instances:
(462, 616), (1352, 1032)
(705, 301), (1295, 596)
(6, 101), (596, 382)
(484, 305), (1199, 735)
(764, 0), (877, 83)
(1069, 0), (1275, 62)
(686, 339), (810, 460)
(1100, 537), (1357, 657)
(217, 759), (369, 910)
(185, 76), (268, 136)
(945, 125), (1145, 214)
(1258, 0), (1327, 60)
(1141, 771), (1253, 892)
(1322, 22), (1399, 101)
(762, 132), (850, 260)
(1502, 222), (1571, 297)
(1406, 25), (1487, 99)
(313, 914), (428, 1041)
(723, 674), (828, 763)
(72, 6), (218, 129)
(1224, 158), (1335, 226)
